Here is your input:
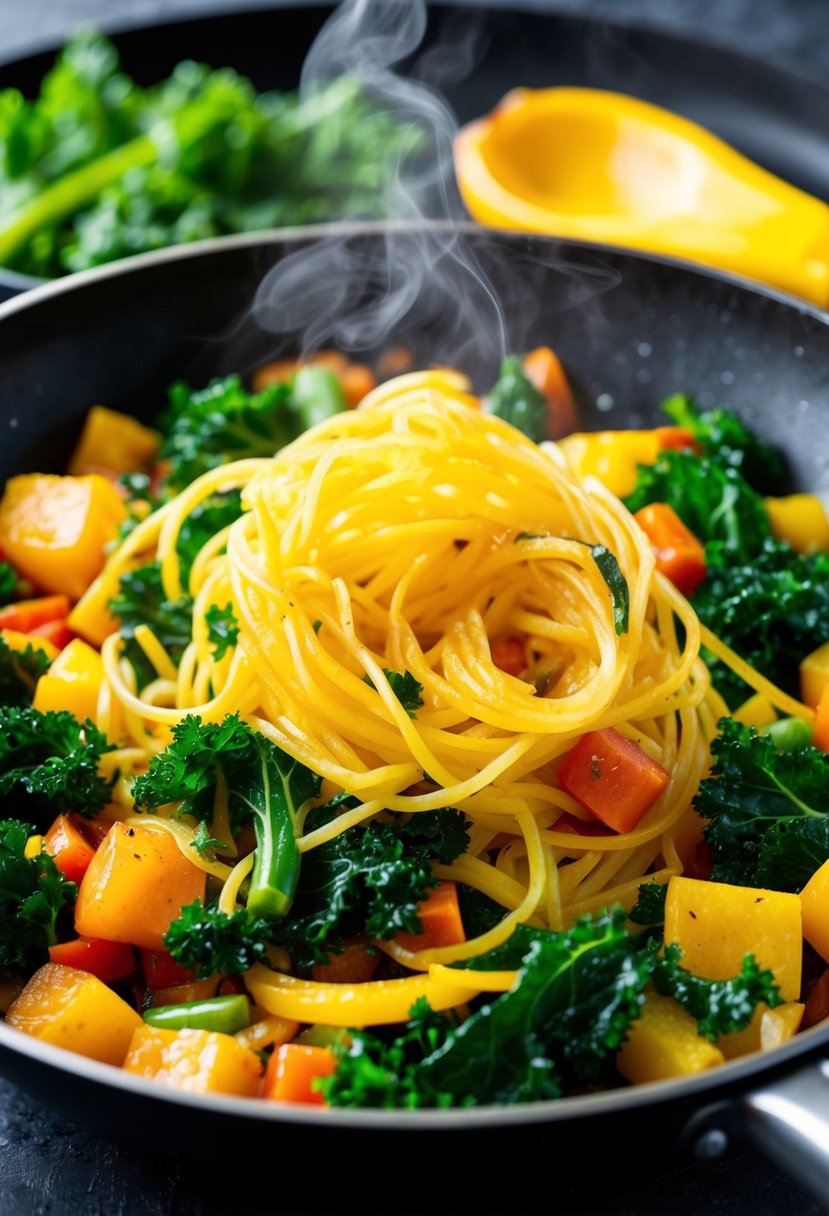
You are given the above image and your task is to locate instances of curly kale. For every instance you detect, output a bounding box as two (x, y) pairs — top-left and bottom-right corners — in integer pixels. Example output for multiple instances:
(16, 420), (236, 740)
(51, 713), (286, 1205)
(693, 539), (829, 707)
(273, 805), (470, 971)
(108, 561), (193, 689)
(163, 898), (271, 979)
(624, 449), (771, 562)
(0, 706), (114, 828)
(696, 717), (829, 891)
(0, 819), (77, 970)
(363, 668), (424, 718)
(0, 31), (417, 278)
(158, 368), (345, 491)
(660, 394), (788, 493)
(0, 635), (52, 707)
(652, 944), (782, 1041)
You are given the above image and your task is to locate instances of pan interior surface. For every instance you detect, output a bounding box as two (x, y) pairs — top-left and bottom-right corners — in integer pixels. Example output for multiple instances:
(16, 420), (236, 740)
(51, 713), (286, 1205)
(0, 225), (828, 1157)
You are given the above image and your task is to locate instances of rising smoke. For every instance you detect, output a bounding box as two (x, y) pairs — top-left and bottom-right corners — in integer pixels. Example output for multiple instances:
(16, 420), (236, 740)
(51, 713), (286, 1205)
(252, 0), (620, 382)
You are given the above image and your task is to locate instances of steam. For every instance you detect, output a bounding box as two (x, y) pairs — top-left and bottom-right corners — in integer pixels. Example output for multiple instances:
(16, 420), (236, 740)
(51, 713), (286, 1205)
(252, 0), (621, 382)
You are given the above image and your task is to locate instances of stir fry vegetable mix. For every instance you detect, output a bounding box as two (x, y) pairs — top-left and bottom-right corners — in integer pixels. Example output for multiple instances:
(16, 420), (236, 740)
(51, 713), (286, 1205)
(0, 31), (415, 278)
(1, 347), (828, 1109)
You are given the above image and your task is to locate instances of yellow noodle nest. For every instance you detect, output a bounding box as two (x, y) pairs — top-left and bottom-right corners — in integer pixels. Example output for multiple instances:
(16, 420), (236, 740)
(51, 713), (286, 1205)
(94, 369), (733, 965)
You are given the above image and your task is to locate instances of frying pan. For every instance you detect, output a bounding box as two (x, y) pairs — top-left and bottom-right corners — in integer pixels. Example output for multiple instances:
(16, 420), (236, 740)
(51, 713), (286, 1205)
(0, 223), (828, 1212)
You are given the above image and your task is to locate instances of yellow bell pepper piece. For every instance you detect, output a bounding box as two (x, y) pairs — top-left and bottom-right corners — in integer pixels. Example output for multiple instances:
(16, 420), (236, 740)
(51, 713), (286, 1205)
(664, 875), (802, 1002)
(733, 693), (778, 730)
(0, 473), (126, 601)
(234, 1011), (300, 1055)
(617, 992), (724, 1084)
(800, 640), (829, 711)
(6, 962), (142, 1067)
(245, 964), (476, 1028)
(454, 86), (829, 307)
(718, 1001), (804, 1060)
(67, 571), (121, 648)
(557, 429), (662, 498)
(0, 626), (60, 663)
(765, 494), (829, 555)
(799, 858), (829, 962)
(33, 637), (104, 722)
(123, 1025), (261, 1097)
(68, 405), (160, 477)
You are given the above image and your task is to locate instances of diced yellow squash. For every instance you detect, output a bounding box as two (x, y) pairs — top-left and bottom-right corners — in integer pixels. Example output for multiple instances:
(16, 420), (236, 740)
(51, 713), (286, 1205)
(799, 858), (829, 962)
(664, 875), (802, 1002)
(123, 1025), (261, 1097)
(75, 822), (206, 951)
(765, 493), (829, 555)
(617, 991), (724, 1084)
(66, 572), (120, 648)
(0, 626), (60, 662)
(800, 640), (829, 711)
(733, 692), (778, 730)
(6, 962), (142, 1066)
(33, 637), (104, 721)
(68, 405), (160, 477)
(557, 430), (663, 498)
(719, 1001), (804, 1060)
(0, 474), (126, 600)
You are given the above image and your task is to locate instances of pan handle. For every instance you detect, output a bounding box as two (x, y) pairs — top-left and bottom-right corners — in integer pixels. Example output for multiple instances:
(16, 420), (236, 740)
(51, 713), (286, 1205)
(687, 1058), (829, 1204)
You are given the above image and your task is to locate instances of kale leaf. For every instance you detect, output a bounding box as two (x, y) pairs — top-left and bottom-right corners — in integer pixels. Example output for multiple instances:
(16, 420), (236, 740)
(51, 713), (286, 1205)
(0, 706), (114, 827)
(696, 717), (829, 890)
(661, 394), (788, 493)
(485, 355), (548, 443)
(205, 603), (239, 660)
(0, 561), (17, 605)
(0, 819), (77, 970)
(108, 561), (193, 689)
(629, 880), (668, 927)
(0, 635), (52, 707)
(133, 712), (321, 921)
(273, 806), (470, 970)
(163, 898), (271, 979)
(0, 32), (415, 278)
(623, 450), (770, 562)
(692, 539), (829, 707)
(653, 944), (782, 1041)
(364, 668), (424, 717)
(591, 544), (630, 635)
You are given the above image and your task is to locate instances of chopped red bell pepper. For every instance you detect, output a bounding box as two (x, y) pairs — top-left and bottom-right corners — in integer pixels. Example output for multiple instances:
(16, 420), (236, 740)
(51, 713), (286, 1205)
(48, 936), (136, 983)
(139, 947), (199, 991)
(633, 502), (707, 597)
(558, 727), (671, 834)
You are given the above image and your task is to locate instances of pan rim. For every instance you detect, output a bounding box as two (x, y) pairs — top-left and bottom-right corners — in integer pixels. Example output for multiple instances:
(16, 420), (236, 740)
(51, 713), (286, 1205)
(0, 219), (826, 326)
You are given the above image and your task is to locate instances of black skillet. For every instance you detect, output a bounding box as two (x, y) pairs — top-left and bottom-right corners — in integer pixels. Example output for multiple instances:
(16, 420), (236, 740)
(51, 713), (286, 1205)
(0, 224), (828, 1211)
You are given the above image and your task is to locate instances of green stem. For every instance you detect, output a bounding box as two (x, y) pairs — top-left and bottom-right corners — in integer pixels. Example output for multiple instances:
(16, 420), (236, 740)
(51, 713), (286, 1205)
(143, 994), (251, 1034)
(0, 131), (159, 267)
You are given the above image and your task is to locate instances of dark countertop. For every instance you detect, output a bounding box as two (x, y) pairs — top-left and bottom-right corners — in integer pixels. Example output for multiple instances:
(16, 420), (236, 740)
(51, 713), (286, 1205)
(1, 2), (828, 1214)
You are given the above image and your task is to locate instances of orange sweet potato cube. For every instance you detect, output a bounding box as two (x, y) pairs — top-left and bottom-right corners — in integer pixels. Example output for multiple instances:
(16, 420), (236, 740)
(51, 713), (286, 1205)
(75, 822), (206, 951)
